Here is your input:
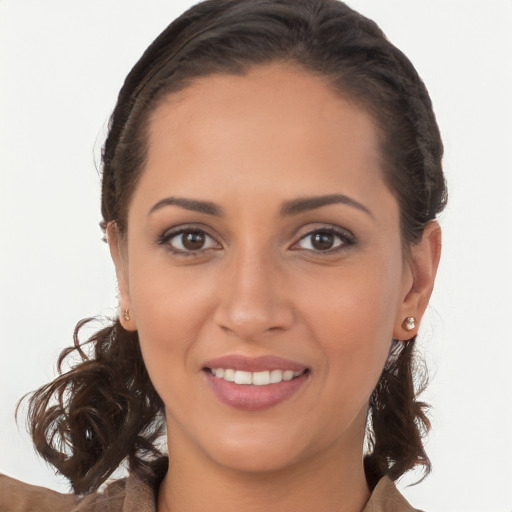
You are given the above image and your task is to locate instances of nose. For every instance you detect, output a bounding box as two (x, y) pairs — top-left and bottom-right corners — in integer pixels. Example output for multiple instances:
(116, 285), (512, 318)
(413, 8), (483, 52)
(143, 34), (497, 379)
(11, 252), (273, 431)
(213, 248), (294, 341)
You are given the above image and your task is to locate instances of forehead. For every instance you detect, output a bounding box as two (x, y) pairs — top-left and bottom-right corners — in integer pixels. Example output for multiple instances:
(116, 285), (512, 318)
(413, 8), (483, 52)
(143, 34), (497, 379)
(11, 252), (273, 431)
(150, 64), (379, 151)
(143, 63), (384, 191)
(128, 63), (398, 226)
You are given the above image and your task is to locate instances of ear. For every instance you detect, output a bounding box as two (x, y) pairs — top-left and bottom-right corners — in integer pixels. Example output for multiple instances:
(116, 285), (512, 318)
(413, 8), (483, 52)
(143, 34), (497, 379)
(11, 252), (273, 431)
(107, 222), (137, 331)
(394, 220), (442, 340)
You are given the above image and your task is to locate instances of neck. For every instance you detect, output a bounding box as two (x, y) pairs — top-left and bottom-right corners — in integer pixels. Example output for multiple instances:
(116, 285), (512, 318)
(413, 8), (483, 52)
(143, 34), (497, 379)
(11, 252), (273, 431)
(158, 430), (370, 512)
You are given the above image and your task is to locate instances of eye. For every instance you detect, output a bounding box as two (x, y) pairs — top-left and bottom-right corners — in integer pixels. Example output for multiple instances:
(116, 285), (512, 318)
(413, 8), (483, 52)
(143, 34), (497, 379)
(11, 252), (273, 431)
(160, 228), (220, 254)
(294, 228), (354, 252)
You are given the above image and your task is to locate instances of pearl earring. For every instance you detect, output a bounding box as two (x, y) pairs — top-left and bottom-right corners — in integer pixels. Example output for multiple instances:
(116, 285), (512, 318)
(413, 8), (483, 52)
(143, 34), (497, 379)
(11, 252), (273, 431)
(402, 316), (416, 331)
(123, 308), (131, 322)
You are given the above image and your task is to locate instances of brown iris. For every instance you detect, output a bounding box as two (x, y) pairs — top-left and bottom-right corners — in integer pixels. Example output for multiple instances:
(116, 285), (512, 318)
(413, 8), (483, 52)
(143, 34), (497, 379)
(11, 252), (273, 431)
(311, 231), (335, 251)
(181, 230), (206, 250)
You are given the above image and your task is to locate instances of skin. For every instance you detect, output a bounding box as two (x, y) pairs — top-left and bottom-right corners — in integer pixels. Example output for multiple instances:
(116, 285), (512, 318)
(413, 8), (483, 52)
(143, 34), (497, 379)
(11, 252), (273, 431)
(108, 63), (441, 512)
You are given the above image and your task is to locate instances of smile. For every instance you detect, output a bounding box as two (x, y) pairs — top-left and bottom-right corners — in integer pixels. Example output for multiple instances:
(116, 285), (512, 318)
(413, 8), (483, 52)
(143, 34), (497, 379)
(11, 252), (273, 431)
(203, 357), (310, 410)
(209, 368), (305, 386)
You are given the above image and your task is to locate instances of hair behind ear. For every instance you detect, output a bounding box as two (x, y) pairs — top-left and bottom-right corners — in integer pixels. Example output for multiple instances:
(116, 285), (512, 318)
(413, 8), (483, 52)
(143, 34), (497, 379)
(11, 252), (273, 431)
(21, 319), (165, 494)
(364, 338), (431, 488)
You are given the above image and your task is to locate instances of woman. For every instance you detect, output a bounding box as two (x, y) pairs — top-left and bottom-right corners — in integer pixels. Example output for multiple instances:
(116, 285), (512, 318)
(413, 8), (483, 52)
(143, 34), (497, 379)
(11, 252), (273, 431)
(0, 0), (446, 510)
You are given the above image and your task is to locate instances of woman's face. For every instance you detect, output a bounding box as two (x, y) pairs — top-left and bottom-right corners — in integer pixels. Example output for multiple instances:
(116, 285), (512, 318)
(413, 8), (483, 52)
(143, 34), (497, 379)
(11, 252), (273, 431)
(111, 64), (423, 474)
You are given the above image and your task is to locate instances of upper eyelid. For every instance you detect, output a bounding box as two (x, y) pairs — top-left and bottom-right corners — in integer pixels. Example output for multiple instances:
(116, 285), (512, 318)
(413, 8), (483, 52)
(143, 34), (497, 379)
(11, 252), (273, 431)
(157, 225), (222, 249)
(292, 224), (355, 241)
(290, 225), (356, 250)
(160, 223), (219, 240)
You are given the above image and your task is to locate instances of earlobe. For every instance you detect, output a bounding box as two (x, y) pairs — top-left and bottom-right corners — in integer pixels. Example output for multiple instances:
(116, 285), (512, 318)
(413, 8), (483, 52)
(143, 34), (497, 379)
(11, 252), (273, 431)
(106, 222), (137, 332)
(394, 221), (442, 340)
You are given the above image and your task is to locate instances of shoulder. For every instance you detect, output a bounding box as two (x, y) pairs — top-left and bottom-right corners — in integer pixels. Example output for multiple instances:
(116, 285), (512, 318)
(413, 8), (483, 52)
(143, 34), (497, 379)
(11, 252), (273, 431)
(0, 459), (167, 512)
(362, 476), (424, 512)
(0, 474), (128, 512)
(0, 474), (79, 512)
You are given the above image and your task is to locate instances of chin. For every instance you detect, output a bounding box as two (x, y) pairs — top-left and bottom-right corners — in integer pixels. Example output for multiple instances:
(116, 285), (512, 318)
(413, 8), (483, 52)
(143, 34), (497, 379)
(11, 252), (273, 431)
(196, 421), (312, 474)
(209, 440), (304, 475)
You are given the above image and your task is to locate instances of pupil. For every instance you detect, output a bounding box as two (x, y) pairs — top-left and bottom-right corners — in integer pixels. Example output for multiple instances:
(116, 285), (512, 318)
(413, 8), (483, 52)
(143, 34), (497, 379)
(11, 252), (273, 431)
(312, 232), (334, 250)
(182, 231), (205, 250)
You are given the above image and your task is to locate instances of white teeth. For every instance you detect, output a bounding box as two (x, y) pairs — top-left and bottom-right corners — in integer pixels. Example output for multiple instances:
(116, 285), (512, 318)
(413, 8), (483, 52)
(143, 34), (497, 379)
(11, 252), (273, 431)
(269, 369), (283, 383)
(252, 371), (270, 386)
(283, 370), (295, 381)
(224, 369), (236, 382)
(234, 370), (252, 385)
(210, 368), (304, 385)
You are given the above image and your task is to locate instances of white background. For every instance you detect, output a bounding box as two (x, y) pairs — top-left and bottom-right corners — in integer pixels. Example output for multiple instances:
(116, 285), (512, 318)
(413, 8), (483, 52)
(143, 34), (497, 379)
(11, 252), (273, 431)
(1, 1), (511, 511)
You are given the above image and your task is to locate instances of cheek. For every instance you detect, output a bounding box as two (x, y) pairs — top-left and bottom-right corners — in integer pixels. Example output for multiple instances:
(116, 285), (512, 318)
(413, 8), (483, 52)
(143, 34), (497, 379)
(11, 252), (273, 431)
(130, 254), (216, 331)
(298, 256), (404, 395)
(126, 259), (218, 397)
(302, 258), (402, 343)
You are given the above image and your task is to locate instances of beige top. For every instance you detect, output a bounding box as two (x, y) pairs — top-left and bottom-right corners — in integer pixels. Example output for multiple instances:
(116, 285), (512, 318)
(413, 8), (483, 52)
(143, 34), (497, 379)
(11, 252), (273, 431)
(0, 465), (420, 512)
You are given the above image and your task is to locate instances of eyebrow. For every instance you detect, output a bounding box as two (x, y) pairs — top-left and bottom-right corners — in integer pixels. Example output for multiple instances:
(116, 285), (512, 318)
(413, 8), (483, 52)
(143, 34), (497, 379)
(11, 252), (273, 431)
(148, 193), (372, 218)
(149, 197), (223, 216)
(280, 194), (373, 217)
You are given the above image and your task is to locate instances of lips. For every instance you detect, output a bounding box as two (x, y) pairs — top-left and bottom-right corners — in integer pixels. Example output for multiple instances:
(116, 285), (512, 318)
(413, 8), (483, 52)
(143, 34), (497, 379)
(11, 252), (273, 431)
(204, 354), (307, 373)
(203, 355), (309, 411)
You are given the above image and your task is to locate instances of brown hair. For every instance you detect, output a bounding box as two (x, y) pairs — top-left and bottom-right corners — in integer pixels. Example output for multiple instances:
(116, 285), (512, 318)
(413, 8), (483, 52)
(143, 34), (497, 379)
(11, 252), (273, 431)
(24, 0), (446, 494)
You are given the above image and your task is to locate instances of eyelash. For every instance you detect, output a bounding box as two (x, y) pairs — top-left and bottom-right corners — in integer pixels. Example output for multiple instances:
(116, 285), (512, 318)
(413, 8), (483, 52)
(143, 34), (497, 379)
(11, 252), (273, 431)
(156, 225), (356, 256)
(157, 226), (220, 256)
(293, 226), (356, 254)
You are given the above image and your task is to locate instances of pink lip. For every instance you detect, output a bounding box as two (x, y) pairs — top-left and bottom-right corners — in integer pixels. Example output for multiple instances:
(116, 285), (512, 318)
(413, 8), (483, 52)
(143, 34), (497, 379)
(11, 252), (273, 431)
(202, 355), (309, 411)
(203, 354), (307, 372)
